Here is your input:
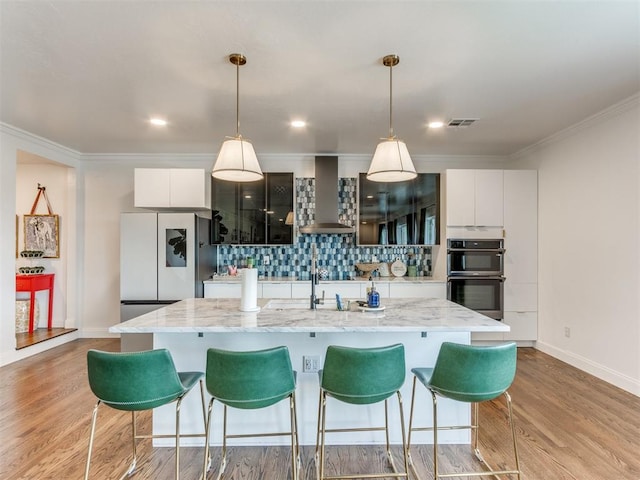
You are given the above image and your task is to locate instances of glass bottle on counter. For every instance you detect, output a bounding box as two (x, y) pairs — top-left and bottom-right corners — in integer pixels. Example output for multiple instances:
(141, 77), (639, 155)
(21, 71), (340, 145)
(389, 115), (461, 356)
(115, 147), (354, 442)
(367, 282), (380, 308)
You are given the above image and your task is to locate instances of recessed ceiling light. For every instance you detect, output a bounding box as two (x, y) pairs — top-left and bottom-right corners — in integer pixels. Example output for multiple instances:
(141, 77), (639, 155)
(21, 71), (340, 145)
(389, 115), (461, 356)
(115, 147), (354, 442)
(150, 118), (168, 126)
(244, 195), (252, 199)
(291, 120), (306, 128)
(366, 195), (374, 199)
(428, 121), (444, 129)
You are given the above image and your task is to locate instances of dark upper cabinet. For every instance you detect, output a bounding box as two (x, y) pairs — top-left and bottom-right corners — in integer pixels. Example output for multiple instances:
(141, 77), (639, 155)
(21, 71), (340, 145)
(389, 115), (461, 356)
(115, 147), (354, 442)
(358, 173), (440, 245)
(211, 173), (294, 245)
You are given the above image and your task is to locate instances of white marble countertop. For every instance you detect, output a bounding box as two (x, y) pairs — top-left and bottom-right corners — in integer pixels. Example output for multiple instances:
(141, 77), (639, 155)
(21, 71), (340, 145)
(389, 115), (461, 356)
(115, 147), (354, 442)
(203, 276), (444, 284)
(110, 298), (508, 334)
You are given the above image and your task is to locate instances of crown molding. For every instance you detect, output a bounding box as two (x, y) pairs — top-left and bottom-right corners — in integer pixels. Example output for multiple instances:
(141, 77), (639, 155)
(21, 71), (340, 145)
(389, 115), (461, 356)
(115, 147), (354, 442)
(79, 152), (214, 163)
(511, 93), (640, 160)
(0, 122), (82, 161)
(80, 151), (509, 163)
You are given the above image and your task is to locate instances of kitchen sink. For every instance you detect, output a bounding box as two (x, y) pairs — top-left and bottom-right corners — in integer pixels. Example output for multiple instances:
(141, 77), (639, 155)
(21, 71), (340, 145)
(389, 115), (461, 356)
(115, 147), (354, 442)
(264, 299), (339, 311)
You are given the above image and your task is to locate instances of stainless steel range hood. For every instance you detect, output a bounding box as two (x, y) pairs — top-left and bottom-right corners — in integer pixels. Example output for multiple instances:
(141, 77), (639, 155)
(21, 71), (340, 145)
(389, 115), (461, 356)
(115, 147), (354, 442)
(299, 156), (355, 234)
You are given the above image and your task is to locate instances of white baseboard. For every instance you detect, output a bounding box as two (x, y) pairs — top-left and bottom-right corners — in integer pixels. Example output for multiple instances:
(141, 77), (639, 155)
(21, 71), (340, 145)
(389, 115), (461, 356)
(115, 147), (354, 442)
(535, 341), (639, 396)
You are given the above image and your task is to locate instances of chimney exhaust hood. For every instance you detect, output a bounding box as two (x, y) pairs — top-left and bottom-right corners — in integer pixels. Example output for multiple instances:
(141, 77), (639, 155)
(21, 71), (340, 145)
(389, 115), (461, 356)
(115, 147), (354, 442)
(299, 156), (355, 234)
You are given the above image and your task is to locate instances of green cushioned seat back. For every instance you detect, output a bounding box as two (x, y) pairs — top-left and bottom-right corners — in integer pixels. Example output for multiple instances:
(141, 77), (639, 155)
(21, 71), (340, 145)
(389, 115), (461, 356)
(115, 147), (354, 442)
(205, 346), (295, 409)
(87, 349), (187, 411)
(429, 342), (517, 402)
(321, 343), (405, 405)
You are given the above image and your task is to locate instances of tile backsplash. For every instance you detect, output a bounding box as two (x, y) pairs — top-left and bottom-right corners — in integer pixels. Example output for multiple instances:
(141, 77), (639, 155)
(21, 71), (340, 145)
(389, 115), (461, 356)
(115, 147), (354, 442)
(215, 178), (433, 279)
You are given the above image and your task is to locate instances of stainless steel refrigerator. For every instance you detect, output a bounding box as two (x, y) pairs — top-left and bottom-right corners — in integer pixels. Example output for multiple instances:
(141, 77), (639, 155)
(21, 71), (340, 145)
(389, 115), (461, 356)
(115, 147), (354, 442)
(120, 212), (214, 321)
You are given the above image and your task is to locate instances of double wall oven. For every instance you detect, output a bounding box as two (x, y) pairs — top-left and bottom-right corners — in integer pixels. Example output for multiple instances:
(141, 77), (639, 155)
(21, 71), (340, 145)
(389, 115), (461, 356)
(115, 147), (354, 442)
(447, 239), (505, 320)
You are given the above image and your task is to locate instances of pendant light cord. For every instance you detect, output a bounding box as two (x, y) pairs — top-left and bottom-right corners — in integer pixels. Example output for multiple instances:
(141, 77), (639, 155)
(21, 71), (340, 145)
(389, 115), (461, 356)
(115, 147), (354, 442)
(236, 59), (240, 137)
(389, 61), (394, 139)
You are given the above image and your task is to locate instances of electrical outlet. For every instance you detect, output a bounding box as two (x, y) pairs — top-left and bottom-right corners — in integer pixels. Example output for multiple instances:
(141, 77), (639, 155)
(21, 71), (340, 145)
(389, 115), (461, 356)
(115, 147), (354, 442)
(263, 255), (270, 266)
(564, 327), (571, 338)
(303, 355), (320, 373)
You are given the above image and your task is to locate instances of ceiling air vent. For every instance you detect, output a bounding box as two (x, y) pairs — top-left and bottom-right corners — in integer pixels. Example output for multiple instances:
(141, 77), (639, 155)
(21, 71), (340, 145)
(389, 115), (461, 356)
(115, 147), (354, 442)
(447, 118), (478, 128)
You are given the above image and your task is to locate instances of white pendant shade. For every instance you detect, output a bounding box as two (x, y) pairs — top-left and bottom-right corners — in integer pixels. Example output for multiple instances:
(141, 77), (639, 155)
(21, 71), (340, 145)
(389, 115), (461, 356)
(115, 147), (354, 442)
(366, 138), (417, 182)
(212, 138), (263, 182)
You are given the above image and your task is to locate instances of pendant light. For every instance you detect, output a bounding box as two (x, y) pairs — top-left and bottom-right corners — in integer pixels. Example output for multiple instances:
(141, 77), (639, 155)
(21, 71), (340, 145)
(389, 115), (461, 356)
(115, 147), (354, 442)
(212, 53), (264, 182)
(366, 54), (417, 183)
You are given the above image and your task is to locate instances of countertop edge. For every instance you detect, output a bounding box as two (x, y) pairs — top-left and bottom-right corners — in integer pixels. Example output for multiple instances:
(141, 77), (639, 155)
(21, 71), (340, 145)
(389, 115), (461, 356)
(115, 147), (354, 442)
(204, 277), (445, 284)
(110, 325), (510, 333)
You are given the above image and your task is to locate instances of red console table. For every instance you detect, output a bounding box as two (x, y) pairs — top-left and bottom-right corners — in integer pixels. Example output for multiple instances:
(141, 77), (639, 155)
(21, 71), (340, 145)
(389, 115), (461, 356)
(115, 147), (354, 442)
(16, 273), (54, 334)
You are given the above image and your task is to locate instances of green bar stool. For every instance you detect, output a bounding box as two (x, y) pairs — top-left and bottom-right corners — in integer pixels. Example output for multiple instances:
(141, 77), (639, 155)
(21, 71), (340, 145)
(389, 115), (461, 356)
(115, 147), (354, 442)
(84, 349), (207, 480)
(202, 346), (300, 480)
(315, 343), (410, 480)
(407, 342), (521, 479)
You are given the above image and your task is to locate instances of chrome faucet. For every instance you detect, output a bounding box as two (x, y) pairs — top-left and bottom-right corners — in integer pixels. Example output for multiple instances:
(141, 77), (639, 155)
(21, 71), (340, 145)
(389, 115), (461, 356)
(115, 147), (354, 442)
(310, 243), (324, 309)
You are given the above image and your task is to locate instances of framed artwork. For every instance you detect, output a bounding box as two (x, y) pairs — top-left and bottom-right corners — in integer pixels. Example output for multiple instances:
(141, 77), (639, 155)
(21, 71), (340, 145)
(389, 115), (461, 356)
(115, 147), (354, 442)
(24, 214), (60, 258)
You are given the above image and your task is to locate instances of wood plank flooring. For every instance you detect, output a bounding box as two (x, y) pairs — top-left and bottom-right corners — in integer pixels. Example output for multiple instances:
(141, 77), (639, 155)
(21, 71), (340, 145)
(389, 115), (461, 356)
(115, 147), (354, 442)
(0, 339), (638, 480)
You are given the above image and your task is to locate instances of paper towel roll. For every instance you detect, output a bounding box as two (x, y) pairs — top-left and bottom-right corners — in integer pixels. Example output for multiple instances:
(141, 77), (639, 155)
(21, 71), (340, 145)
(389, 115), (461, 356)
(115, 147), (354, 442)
(240, 268), (260, 312)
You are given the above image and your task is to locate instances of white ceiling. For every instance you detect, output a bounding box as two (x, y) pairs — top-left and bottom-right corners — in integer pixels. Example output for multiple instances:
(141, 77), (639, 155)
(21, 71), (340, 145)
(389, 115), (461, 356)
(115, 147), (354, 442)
(1, 1), (638, 157)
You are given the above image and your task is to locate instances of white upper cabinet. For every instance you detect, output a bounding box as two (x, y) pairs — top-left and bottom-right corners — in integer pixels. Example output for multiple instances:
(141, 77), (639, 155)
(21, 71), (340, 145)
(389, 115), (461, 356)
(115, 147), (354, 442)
(135, 169), (172, 207)
(135, 168), (208, 209)
(446, 169), (503, 227)
(446, 170), (475, 226)
(475, 170), (504, 226)
(170, 169), (207, 208)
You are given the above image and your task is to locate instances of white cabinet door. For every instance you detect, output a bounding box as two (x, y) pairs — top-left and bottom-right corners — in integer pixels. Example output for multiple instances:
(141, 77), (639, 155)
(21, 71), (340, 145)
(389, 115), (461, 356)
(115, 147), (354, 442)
(135, 169), (171, 207)
(261, 283), (292, 299)
(292, 282), (363, 300)
(446, 170), (475, 226)
(170, 169), (207, 208)
(204, 283), (242, 298)
(503, 312), (537, 341)
(203, 284), (215, 298)
(318, 282), (362, 300)
(504, 170), (537, 283)
(291, 283), (311, 299)
(504, 283), (537, 312)
(503, 170), (538, 342)
(388, 283), (446, 299)
(446, 169), (503, 227)
(134, 168), (207, 208)
(475, 170), (503, 227)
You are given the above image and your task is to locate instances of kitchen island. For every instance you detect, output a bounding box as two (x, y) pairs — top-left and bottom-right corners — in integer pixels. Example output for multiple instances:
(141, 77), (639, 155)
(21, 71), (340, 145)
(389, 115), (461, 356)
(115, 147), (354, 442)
(110, 297), (508, 447)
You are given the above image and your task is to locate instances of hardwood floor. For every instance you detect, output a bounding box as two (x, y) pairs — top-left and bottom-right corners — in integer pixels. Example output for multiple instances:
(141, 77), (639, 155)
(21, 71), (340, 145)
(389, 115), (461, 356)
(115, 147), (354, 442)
(0, 339), (638, 480)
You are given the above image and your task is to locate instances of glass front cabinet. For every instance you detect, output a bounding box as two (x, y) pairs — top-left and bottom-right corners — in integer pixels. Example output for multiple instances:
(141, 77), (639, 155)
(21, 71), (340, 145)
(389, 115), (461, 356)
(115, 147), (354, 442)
(211, 173), (294, 245)
(358, 173), (440, 245)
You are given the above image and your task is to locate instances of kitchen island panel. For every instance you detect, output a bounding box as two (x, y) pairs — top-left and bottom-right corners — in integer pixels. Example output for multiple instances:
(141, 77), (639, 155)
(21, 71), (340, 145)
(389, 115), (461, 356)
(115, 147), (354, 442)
(150, 330), (471, 447)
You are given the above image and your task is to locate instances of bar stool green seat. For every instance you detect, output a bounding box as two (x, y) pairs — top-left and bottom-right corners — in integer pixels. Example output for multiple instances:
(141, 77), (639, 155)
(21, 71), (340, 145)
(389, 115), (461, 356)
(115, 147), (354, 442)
(202, 346), (300, 480)
(84, 348), (207, 480)
(407, 342), (521, 479)
(315, 343), (410, 480)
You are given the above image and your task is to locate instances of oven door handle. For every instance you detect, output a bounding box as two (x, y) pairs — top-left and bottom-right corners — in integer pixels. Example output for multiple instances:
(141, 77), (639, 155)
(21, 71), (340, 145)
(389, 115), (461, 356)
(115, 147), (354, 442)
(447, 248), (506, 253)
(448, 276), (506, 281)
